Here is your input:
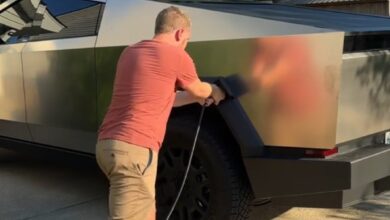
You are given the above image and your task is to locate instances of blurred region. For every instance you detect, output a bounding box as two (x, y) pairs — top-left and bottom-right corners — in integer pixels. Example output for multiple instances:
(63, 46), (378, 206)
(248, 36), (324, 115)
(240, 33), (344, 148)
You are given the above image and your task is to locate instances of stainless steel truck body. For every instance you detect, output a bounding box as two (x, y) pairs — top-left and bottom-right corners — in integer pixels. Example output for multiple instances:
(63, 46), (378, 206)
(0, 0), (389, 219)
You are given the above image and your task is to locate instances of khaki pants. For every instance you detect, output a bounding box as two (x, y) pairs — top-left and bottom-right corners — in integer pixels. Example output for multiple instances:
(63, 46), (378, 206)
(96, 140), (158, 220)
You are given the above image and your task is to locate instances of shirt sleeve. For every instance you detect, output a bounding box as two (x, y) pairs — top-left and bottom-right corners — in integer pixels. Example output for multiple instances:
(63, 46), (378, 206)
(176, 50), (199, 89)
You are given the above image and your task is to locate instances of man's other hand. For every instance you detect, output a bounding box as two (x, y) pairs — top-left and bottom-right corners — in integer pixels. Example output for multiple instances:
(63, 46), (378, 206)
(211, 84), (226, 105)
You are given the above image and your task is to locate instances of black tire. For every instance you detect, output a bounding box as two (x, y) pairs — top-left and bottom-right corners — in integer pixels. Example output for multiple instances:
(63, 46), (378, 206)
(157, 113), (253, 220)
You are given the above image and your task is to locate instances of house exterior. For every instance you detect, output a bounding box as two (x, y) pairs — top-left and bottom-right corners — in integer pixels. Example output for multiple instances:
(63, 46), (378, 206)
(274, 0), (390, 16)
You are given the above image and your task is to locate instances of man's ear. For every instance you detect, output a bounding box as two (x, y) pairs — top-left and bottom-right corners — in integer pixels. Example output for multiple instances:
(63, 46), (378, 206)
(175, 29), (184, 42)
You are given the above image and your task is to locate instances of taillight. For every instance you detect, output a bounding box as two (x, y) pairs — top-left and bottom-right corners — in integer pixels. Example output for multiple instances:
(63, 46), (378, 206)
(304, 147), (338, 158)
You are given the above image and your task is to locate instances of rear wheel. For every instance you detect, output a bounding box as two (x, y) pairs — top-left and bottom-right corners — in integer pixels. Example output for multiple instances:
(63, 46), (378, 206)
(157, 114), (253, 220)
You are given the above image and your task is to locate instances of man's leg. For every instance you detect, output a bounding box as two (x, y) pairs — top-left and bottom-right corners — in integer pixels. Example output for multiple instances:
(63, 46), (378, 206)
(96, 140), (158, 220)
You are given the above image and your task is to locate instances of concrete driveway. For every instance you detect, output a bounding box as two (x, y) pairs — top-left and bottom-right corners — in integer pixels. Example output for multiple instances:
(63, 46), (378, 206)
(0, 148), (389, 220)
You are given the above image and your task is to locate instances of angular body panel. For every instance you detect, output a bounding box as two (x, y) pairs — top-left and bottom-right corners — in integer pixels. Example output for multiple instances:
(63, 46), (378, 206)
(187, 33), (344, 149)
(0, 43), (31, 140)
(0, 43), (26, 122)
(22, 37), (97, 152)
(337, 51), (390, 144)
(96, 0), (332, 48)
(95, 47), (123, 124)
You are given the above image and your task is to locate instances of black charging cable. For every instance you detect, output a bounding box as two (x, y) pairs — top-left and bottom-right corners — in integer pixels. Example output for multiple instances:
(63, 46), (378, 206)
(165, 103), (207, 220)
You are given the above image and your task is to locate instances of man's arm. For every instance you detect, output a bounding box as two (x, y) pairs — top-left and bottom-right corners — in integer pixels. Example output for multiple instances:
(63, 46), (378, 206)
(173, 91), (200, 107)
(173, 79), (211, 107)
(174, 80), (226, 107)
(176, 51), (226, 107)
(183, 79), (213, 99)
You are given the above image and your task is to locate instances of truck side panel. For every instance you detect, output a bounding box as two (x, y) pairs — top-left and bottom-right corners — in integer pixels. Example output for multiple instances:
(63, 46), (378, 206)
(186, 33), (344, 150)
(21, 38), (98, 153)
(0, 43), (31, 141)
(337, 51), (390, 144)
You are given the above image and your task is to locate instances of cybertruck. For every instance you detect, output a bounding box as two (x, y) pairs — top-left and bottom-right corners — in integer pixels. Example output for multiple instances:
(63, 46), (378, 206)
(1, 0), (389, 219)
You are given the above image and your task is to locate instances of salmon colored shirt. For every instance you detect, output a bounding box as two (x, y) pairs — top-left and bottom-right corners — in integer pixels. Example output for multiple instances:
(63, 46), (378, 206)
(98, 40), (199, 151)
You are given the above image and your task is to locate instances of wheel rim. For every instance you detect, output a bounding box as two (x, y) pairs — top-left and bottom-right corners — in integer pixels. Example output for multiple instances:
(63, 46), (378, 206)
(157, 145), (211, 220)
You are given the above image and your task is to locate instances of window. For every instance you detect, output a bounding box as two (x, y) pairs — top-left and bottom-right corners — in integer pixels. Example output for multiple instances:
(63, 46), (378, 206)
(0, 0), (104, 44)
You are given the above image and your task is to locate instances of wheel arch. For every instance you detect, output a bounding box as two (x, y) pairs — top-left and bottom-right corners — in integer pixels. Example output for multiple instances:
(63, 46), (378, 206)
(170, 99), (264, 160)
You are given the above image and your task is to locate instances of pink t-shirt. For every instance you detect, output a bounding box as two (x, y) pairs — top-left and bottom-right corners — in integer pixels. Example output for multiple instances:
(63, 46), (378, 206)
(98, 40), (199, 151)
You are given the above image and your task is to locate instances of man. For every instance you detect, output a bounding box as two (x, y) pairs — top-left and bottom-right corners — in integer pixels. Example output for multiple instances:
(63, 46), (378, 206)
(96, 6), (226, 220)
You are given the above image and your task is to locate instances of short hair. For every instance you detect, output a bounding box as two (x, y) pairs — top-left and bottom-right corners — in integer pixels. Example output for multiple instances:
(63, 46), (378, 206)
(155, 6), (191, 35)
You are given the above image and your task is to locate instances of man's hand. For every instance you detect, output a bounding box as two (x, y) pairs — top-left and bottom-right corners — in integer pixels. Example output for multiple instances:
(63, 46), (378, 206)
(211, 84), (226, 105)
(197, 98), (214, 107)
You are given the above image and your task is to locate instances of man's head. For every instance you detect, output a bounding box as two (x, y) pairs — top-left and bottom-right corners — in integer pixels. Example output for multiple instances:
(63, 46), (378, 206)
(154, 6), (192, 49)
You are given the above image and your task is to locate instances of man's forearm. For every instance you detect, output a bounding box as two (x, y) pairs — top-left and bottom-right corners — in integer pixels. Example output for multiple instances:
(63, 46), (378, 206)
(184, 80), (213, 99)
(173, 91), (199, 107)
